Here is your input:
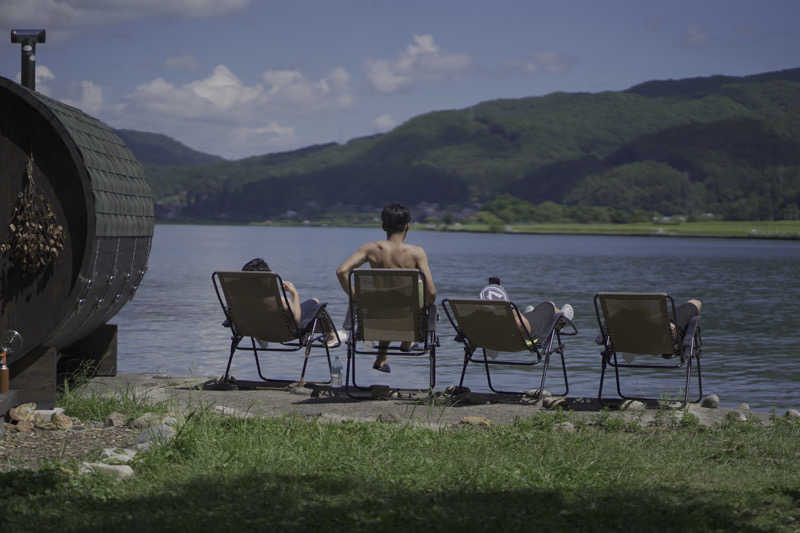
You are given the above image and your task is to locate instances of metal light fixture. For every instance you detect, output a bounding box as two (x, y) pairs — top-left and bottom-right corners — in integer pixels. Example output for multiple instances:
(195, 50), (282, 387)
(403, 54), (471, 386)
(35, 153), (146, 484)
(10, 29), (46, 91)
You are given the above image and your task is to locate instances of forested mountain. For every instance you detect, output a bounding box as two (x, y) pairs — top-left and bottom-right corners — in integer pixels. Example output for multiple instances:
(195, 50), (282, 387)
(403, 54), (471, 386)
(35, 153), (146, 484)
(115, 129), (226, 167)
(125, 67), (800, 222)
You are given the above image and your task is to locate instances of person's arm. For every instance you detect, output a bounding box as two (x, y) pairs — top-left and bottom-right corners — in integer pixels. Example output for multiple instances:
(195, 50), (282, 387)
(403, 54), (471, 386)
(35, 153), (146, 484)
(336, 244), (371, 295)
(415, 248), (437, 306)
(281, 280), (302, 324)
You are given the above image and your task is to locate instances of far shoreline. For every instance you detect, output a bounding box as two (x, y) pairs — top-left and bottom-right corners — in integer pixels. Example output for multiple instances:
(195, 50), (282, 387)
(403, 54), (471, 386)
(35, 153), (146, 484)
(154, 219), (800, 241)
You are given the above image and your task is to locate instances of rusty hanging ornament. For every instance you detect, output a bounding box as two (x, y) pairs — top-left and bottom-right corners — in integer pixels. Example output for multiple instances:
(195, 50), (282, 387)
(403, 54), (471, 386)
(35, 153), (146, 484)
(0, 154), (65, 274)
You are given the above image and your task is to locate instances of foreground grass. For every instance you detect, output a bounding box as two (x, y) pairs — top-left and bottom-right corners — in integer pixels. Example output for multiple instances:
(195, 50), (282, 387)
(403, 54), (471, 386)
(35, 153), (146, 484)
(3, 400), (800, 532)
(449, 220), (800, 239)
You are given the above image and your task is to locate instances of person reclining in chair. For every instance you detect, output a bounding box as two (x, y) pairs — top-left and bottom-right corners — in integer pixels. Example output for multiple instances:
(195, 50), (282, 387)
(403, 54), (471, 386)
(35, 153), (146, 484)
(336, 204), (437, 373)
(242, 258), (342, 347)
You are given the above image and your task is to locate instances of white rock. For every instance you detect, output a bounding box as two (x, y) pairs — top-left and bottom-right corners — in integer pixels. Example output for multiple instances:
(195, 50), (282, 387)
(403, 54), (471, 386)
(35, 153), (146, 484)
(460, 416), (491, 427)
(80, 462), (135, 480)
(738, 403), (751, 411)
(786, 409), (800, 419)
(700, 394), (720, 409)
(32, 408), (64, 423)
(316, 413), (352, 424)
(556, 421), (575, 433)
(102, 448), (138, 464)
(105, 412), (127, 427)
(129, 412), (162, 429)
(734, 411), (748, 422)
(212, 405), (253, 419)
(621, 400), (646, 411)
(136, 423), (177, 445)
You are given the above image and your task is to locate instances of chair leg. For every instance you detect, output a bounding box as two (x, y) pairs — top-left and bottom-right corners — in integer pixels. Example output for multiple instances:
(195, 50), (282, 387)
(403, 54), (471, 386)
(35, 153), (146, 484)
(613, 353), (628, 400)
(694, 352), (703, 402)
(298, 318), (318, 383)
(252, 337), (269, 381)
(682, 354), (693, 406)
(537, 352), (551, 395)
(344, 342), (359, 399)
(482, 350), (498, 393)
(429, 345), (436, 391)
(558, 348), (570, 397)
(598, 353), (607, 400)
(457, 346), (472, 388)
(223, 336), (239, 380)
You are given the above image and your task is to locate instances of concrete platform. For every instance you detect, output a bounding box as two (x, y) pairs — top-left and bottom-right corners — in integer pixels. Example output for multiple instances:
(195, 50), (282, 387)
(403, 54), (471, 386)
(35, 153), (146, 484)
(80, 374), (770, 428)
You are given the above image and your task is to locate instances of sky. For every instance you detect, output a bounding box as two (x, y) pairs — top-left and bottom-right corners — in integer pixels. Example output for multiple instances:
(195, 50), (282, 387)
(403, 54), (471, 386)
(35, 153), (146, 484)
(1, 0), (798, 160)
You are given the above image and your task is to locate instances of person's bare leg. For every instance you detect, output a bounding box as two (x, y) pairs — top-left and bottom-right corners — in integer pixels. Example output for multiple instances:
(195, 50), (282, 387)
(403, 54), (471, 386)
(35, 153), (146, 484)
(373, 341), (390, 371)
(672, 299), (703, 339)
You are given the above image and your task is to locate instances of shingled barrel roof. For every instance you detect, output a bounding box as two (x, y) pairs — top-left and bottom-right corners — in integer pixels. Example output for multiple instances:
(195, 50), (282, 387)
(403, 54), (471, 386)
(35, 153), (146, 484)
(34, 91), (154, 238)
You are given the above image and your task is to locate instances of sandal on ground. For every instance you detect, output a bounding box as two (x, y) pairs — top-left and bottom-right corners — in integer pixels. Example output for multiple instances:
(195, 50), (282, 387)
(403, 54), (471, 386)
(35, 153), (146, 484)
(372, 362), (391, 373)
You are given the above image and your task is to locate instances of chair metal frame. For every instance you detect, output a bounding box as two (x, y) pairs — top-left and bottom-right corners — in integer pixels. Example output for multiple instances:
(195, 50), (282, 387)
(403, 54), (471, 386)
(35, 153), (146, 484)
(344, 269), (438, 396)
(594, 292), (703, 405)
(442, 298), (576, 396)
(212, 271), (340, 385)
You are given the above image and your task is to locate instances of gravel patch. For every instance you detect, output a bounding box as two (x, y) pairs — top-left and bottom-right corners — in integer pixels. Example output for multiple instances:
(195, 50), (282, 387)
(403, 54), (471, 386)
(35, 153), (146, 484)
(0, 423), (138, 472)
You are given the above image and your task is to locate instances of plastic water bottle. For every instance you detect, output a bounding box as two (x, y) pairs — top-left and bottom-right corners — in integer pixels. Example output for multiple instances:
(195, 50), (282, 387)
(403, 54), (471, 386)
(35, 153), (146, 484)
(479, 277), (507, 359)
(331, 354), (343, 387)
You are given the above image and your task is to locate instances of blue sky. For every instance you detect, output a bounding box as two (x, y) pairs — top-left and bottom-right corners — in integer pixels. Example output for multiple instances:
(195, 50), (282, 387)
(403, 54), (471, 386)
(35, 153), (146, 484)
(2, 0), (797, 159)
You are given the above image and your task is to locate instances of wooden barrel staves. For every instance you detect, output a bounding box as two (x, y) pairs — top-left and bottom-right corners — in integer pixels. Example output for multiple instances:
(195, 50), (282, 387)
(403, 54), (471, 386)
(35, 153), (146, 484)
(0, 75), (153, 404)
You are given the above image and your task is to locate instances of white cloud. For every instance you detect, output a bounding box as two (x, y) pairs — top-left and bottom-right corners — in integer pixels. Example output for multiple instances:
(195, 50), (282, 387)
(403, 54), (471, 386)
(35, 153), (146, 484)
(128, 65), (263, 119)
(230, 122), (296, 150)
(366, 34), (472, 93)
(373, 114), (397, 132)
(118, 63), (354, 158)
(0, 0), (250, 39)
(684, 25), (708, 47)
(262, 67), (353, 110)
(519, 52), (575, 74)
(164, 55), (201, 71)
(63, 80), (104, 114)
(15, 64), (56, 95)
(128, 63), (353, 122)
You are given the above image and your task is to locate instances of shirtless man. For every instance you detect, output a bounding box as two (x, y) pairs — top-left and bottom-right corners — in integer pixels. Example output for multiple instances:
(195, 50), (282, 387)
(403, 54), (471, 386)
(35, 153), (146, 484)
(336, 204), (436, 372)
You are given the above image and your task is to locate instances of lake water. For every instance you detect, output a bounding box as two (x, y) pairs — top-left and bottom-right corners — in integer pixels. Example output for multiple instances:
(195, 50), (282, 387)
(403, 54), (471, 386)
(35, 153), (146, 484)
(114, 225), (800, 411)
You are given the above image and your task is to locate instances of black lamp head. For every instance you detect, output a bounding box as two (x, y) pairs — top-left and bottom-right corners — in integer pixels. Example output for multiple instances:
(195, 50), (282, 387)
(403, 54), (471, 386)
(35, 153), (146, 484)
(10, 29), (46, 44)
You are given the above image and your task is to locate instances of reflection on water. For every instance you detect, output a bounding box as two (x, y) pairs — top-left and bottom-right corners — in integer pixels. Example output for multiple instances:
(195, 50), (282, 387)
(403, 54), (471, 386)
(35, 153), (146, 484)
(115, 225), (800, 410)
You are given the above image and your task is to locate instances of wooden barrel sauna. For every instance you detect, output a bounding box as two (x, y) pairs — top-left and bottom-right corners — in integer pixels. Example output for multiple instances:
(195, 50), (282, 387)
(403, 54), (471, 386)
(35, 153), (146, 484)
(0, 75), (153, 379)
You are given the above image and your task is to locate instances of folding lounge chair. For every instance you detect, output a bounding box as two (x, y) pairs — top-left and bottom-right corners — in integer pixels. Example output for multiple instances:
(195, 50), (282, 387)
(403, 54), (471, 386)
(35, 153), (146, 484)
(344, 269), (437, 395)
(442, 299), (576, 395)
(212, 271), (340, 385)
(594, 292), (703, 405)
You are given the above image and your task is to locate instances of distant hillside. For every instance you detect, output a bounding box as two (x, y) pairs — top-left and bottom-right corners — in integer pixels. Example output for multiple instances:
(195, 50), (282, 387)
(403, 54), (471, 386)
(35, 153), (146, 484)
(126, 67), (800, 222)
(115, 129), (225, 166)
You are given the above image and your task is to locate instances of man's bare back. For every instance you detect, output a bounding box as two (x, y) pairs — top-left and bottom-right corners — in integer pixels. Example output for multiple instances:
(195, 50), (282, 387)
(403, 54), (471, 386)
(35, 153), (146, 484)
(336, 237), (436, 305)
(335, 204), (436, 372)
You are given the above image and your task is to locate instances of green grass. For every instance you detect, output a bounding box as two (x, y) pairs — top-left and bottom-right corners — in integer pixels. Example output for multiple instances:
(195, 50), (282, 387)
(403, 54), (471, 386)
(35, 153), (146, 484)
(440, 220), (800, 239)
(3, 404), (800, 532)
(58, 381), (170, 423)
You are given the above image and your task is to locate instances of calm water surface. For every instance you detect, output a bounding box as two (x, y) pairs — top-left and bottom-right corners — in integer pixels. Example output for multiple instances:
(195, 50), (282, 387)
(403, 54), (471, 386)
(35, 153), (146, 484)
(115, 225), (800, 410)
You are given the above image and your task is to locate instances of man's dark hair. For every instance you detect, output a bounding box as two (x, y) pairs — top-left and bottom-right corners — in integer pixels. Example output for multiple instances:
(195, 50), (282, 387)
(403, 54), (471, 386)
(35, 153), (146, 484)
(488, 276), (501, 285)
(242, 257), (270, 271)
(381, 203), (411, 235)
